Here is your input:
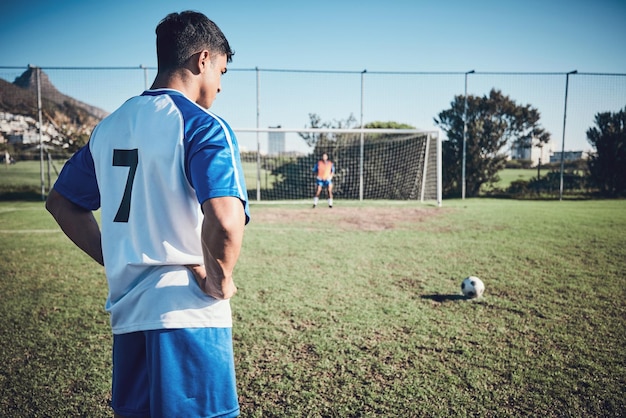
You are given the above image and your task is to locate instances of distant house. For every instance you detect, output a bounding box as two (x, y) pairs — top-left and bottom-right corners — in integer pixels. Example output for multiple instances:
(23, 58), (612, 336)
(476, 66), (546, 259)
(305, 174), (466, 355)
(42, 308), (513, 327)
(1, 111), (56, 145)
(268, 126), (286, 155)
(11, 131), (42, 144)
(510, 138), (553, 167)
(550, 150), (589, 163)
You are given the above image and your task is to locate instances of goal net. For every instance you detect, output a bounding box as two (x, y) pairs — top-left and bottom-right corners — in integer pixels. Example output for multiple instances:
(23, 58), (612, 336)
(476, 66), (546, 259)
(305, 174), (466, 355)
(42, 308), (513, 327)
(236, 128), (441, 206)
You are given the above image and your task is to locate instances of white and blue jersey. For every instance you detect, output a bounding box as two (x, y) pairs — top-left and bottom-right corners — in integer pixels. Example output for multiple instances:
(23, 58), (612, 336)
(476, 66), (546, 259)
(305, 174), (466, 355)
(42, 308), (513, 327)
(54, 89), (249, 334)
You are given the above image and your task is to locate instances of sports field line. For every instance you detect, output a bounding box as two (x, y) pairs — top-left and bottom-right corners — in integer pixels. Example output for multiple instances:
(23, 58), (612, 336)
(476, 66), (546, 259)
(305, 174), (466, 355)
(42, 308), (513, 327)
(0, 229), (60, 234)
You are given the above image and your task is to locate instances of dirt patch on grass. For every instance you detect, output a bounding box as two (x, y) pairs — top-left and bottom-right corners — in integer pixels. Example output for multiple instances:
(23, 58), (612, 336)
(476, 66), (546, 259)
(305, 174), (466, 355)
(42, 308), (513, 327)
(250, 205), (447, 231)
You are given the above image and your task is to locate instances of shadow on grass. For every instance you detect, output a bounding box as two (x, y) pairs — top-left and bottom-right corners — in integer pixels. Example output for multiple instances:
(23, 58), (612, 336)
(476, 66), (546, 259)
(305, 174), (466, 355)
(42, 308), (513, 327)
(421, 294), (468, 302)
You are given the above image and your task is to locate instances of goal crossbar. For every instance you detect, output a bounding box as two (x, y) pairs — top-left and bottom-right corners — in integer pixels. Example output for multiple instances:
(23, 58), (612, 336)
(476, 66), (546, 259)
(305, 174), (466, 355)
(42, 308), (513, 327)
(234, 127), (434, 134)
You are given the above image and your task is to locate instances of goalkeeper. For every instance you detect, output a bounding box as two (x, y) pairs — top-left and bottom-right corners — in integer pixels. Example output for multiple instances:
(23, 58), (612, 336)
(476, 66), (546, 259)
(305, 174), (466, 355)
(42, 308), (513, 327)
(312, 152), (334, 208)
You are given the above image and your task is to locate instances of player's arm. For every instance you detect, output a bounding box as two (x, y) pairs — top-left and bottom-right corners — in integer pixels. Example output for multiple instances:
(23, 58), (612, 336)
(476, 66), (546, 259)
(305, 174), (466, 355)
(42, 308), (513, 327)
(46, 188), (104, 266)
(196, 196), (245, 300)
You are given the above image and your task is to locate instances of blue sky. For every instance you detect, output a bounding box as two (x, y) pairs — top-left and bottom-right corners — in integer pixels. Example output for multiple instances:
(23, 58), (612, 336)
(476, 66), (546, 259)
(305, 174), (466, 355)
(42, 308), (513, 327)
(1, 0), (625, 72)
(1, 0), (625, 153)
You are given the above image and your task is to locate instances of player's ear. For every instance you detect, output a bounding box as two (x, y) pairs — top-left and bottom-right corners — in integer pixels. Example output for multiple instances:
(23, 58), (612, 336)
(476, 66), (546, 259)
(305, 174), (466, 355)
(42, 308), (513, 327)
(196, 50), (211, 73)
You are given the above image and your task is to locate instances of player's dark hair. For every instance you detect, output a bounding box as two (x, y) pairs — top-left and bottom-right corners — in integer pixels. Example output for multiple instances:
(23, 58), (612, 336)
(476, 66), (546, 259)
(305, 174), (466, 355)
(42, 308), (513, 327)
(156, 11), (234, 71)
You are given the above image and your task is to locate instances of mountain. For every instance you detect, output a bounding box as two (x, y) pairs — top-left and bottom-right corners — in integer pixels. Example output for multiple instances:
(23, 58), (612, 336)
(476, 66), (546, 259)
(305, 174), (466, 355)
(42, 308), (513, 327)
(0, 77), (39, 116)
(0, 67), (109, 144)
(12, 67), (108, 120)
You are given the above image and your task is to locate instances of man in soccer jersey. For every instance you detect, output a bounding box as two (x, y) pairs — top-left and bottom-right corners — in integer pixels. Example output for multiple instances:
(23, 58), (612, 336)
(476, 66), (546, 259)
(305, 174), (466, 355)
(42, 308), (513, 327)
(46, 11), (248, 418)
(312, 152), (335, 208)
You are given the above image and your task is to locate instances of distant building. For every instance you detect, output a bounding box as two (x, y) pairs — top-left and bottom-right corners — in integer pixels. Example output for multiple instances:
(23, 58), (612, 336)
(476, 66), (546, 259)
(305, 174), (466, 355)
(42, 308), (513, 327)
(550, 150), (589, 163)
(268, 125), (285, 155)
(7, 129), (47, 145)
(0, 111), (60, 145)
(510, 137), (553, 167)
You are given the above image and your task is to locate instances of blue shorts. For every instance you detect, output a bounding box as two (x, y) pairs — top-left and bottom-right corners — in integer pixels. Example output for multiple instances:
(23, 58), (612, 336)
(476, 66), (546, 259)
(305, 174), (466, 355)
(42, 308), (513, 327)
(111, 328), (239, 418)
(316, 178), (332, 187)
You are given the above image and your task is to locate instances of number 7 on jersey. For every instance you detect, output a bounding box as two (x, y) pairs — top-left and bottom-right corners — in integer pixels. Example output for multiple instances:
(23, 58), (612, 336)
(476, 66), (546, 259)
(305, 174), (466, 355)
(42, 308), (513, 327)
(113, 149), (138, 223)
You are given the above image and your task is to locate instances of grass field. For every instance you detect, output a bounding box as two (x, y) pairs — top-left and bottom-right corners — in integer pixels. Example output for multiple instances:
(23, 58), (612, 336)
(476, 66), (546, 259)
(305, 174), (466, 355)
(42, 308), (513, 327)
(496, 168), (541, 188)
(1, 197), (625, 417)
(0, 160), (567, 200)
(0, 160), (268, 200)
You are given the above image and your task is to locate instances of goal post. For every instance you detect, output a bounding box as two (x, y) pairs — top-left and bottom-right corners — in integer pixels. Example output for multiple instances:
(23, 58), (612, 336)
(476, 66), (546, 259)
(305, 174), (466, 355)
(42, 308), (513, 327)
(235, 127), (442, 206)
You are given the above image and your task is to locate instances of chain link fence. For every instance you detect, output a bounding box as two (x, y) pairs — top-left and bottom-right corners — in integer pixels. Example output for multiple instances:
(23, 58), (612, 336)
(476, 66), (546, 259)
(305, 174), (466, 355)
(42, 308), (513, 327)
(1, 66), (625, 199)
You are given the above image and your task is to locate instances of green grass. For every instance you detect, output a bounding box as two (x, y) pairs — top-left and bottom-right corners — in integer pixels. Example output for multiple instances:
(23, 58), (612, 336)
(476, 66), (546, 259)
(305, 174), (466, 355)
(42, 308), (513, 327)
(0, 160), (276, 199)
(1, 198), (625, 416)
(0, 162), (561, 201)
(0, 160), (59, 200)
(242, 160), (281, 190)
(496, 168), (542, 188)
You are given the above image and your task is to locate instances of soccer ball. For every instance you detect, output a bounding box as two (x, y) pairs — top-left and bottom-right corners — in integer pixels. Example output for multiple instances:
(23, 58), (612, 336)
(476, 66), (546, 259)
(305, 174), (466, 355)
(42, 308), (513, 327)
(461, 276), (485, 298)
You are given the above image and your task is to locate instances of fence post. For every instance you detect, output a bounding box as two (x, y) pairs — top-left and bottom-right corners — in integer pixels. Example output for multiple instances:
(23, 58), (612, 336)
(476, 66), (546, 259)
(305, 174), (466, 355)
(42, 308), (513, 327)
(359, 69), (366, 201)
(34, 65), (45, 200)
(462, 70), (474, 200)
(559, 70), (577, 201)
(140, 64), (149, 90)
(255, 67), (261, 201)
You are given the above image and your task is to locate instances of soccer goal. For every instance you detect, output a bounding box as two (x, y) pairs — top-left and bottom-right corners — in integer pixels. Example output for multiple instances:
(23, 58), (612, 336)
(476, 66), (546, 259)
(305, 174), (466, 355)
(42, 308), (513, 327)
(235, 127), (441, 206)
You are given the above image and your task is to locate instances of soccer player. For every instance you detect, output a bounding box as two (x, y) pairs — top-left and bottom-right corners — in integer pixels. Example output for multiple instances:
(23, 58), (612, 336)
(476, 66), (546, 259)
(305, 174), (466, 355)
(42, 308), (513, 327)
(45, 11), (248, 418)
(312, 152), (334, 208)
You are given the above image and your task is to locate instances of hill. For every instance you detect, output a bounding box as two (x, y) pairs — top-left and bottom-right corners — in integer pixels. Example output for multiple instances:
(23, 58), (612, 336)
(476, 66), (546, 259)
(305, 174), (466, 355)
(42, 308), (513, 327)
(12, 67), (108, 120)
(0, 67), (108, 147)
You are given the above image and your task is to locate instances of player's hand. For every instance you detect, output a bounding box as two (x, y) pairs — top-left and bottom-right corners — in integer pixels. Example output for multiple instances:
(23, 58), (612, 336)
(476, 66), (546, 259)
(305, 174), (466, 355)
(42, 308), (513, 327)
(186, 264), (206, 286)
(202, 275), (238, 300)
(185, 264), (237, 299)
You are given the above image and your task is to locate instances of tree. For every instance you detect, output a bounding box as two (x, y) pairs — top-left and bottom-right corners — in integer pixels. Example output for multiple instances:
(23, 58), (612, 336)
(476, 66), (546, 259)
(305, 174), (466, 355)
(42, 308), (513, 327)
(267, 115), (422, 199)
(299, 113), (357, 149)
(363, 121), (415, 130)
(299, 115), (415, 150)
(434, 89), (550, 197)
(586, 106), (626, 196)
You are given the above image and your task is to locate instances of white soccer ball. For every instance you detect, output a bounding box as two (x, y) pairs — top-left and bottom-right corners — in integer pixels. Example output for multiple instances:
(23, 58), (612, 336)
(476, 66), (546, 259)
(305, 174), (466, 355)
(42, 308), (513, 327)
(461, 276), (485, 298)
